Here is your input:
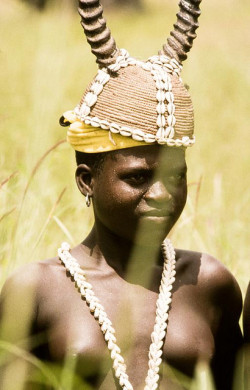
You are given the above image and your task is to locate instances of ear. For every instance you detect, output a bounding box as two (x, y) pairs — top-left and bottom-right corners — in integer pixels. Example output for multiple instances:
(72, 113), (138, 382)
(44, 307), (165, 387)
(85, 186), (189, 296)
(75, 164), (94, 197)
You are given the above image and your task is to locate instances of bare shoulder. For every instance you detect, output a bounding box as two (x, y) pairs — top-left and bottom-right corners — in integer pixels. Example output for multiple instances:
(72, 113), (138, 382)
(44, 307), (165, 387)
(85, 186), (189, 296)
(0, 243), (88, 303)
(176, 248), (242, 316)
(200, 252), (242, 311)
(0, 256), (66, 342)
(1, 257), (58, 296)
(0, 256), (67, 322)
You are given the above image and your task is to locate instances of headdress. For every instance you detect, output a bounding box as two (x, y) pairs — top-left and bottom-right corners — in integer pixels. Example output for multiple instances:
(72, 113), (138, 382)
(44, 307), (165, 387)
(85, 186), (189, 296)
(60, 0), (202, 153)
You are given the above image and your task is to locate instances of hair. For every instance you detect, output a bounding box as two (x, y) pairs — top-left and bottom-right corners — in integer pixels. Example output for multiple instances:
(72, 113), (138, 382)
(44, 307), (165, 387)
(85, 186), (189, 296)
(75, 150), (110, 175)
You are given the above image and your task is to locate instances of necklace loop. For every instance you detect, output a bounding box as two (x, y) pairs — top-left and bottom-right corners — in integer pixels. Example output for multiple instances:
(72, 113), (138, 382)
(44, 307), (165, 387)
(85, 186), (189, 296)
(58, 239), (176, 390)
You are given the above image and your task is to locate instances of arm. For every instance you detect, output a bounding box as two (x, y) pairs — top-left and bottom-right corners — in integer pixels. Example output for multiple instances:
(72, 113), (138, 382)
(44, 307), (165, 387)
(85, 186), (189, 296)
(243, 282), (250, 343)
(243, 283), (250, 390)
(209, 264), (243, 390)
(0, 265), (39, 389)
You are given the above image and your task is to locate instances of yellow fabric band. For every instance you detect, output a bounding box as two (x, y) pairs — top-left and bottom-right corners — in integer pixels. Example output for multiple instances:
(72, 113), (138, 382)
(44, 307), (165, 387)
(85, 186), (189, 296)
(63, 111), (148, 153)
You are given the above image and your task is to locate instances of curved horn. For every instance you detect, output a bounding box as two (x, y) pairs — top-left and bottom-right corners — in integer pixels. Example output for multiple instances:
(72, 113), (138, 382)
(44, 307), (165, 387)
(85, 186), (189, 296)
(78, 0), (119, 67)
(161, 0), (202, 63)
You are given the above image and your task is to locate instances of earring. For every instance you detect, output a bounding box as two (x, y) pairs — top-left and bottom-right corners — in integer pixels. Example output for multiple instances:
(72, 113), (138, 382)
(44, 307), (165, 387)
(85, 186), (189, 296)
(86, 193), (91, 207)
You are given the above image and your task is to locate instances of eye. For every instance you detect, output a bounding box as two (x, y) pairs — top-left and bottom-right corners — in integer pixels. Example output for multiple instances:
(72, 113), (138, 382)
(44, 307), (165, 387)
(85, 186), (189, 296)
(169, 170), (186, 183)
(124, 172), (150, 186)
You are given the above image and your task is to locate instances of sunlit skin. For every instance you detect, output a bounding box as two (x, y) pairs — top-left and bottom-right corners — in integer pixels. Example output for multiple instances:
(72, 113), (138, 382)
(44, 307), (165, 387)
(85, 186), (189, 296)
(0, 146), (243, 390)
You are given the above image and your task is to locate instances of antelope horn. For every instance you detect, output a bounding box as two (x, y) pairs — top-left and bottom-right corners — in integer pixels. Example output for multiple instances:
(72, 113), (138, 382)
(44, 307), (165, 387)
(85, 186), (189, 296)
(78, 0), (119, 68)
(161, 0), (202, 63)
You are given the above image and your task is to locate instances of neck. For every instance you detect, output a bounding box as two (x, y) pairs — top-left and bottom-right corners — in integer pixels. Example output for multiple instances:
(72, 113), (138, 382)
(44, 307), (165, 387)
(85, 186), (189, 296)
(82, 223), (165, 287)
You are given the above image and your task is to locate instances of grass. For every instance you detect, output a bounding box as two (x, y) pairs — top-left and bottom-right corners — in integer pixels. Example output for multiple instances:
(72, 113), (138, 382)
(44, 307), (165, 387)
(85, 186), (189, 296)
(0, 0), (249, 388)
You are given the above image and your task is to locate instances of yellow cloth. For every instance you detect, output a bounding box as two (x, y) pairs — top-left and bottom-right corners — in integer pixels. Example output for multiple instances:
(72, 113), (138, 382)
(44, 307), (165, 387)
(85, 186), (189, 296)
(62, 111), (149, 153)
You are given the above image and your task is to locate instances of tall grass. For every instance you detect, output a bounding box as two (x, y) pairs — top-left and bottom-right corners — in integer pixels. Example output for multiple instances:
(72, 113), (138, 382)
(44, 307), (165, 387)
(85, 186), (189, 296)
(0, 0), (249, 388)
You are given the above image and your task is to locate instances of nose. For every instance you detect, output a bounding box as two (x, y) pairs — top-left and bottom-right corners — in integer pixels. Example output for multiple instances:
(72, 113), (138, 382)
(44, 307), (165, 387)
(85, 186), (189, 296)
(144, 180), (172, 204)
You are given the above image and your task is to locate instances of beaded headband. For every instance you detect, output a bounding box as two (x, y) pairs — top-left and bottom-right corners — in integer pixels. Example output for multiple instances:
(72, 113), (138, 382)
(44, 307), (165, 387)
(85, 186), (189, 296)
(60, 0), (202, 151)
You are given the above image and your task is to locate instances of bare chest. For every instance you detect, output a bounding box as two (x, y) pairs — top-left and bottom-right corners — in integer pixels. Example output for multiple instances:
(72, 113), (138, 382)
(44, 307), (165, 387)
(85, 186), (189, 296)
(36, 269), (215, 388)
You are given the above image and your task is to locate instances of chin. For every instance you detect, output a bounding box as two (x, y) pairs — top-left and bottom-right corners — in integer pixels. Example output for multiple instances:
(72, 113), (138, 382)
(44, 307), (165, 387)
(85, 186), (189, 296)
(134, 219), (174, 246)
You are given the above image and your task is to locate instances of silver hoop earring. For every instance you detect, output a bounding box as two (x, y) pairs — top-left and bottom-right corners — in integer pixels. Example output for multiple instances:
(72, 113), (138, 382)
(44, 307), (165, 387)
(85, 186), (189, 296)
(86, 193), (91, 207)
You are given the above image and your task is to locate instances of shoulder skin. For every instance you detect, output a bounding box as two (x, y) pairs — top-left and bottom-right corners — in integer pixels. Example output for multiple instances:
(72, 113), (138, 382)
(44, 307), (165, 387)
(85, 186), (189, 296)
(176, 249), (242, 316)
(194, 251), (242, 390)
(0, 258), (61, 343)
(175, 249), (243, 390)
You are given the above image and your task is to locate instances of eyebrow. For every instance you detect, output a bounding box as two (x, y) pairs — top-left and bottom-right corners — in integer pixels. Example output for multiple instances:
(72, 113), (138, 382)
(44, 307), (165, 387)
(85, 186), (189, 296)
(118, 163), (187, 177)
(158, 161), (187, 170)
(118, 166), (154, 175)
(171, 164), (187, 171)
(154, 163), (187, 179)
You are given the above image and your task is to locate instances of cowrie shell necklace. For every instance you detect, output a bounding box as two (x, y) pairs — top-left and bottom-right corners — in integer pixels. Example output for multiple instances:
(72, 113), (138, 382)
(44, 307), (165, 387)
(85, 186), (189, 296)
(58, 238), (176, 390)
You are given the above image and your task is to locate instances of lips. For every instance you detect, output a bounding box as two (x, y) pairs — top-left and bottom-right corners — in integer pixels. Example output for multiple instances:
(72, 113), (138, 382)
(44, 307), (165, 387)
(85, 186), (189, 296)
(141, 208), (174, 218)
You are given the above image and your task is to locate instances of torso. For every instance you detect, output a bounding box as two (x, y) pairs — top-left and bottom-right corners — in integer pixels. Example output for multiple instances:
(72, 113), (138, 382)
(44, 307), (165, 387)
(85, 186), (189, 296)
(31, 246), (224, 389)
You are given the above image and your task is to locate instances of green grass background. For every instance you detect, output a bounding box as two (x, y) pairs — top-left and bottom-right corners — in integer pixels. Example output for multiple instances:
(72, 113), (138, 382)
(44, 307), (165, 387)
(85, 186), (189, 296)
(0, 0), (249, 387)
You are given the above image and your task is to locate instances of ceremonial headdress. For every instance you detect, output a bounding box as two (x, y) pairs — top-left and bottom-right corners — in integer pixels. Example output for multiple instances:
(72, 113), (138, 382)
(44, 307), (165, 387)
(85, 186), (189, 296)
(60, 0), (201, 153)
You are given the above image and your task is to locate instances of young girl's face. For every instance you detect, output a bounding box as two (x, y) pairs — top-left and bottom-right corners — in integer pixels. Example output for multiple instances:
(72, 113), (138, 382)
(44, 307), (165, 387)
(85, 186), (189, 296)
(91, 145), (187, 244)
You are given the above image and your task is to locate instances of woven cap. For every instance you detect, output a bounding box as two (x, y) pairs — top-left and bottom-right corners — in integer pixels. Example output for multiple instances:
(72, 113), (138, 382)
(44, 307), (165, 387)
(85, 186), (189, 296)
(60, 49), (195, 149)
